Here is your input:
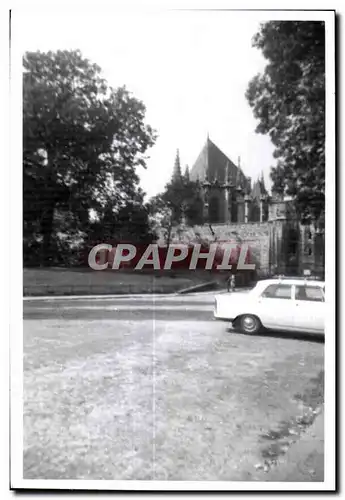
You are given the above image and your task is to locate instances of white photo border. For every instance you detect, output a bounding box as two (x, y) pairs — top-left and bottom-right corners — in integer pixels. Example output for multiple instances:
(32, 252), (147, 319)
(9, 3), (336, 492)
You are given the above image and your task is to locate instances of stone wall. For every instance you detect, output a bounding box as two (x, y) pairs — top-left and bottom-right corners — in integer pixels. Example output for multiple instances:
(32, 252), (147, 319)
(165, 222), (271, 278)
(211, 222), (271, 277)
(157, 219), (325, 280)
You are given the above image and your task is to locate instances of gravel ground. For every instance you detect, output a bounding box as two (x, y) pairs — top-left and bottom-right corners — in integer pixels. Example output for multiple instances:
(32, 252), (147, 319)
(23, 312), (324, 481)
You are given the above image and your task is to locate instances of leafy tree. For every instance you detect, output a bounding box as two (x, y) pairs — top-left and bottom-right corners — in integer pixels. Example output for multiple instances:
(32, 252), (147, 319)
(182, 180), (204, 225)
(149, 150), (204, 230)
(153, 178), (204, 227)
(88, 190), (155, 246)
(162, 180), (185, 223)
(148, 195), (173, 244)
(23, 49), (156, 265)
(246, 21), (325, 226)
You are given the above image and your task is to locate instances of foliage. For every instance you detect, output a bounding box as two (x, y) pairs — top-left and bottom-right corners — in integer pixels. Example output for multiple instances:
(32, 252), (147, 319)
(148, 194), (174, 245)
(246, 21), (325, 225)
(23, 49), (156, 265)
(148, 176), (204, 243)
(88, 192), (155, 246)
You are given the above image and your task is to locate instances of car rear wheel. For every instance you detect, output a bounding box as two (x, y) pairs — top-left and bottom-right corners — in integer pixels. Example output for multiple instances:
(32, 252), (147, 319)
(238, 314), (261, 335)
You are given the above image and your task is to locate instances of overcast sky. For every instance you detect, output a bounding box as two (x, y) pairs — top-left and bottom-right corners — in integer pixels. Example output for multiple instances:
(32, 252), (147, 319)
(17, 9), (278, 198)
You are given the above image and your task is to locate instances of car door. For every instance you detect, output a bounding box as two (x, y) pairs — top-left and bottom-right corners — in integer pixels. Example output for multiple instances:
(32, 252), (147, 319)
(256, 283), (295, 330)
(292, 284), (325, 333)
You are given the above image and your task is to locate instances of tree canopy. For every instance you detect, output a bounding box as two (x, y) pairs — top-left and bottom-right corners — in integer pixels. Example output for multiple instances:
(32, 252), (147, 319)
(246, 21), (325, 226)
(23, 50), (156, 265)
(148, 169), (204, 244)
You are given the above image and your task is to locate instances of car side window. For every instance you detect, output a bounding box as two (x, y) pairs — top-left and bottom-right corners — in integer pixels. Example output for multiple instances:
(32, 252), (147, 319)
(295, 285), (324, 302)
(261, 284), (292, 300)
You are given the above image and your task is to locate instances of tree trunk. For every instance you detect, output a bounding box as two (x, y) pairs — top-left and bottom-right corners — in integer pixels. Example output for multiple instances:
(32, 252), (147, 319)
(166, 222), (172, 246)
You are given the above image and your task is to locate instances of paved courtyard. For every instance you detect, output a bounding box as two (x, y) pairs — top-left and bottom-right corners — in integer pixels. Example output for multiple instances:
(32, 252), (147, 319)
(23, 296), (324, 481)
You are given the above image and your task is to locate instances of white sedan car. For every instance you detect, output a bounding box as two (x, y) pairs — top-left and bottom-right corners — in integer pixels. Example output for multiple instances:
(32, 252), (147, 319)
(214, 278), (325, 335)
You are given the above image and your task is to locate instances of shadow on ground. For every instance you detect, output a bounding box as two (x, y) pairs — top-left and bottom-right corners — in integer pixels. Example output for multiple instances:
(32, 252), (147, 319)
(227, 328), (324, 344)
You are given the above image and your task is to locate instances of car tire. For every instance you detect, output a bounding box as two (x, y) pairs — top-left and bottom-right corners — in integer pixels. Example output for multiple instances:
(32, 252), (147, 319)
(238, 314), (261, 335)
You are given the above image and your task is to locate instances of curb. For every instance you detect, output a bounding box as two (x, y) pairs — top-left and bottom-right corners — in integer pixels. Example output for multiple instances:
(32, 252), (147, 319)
(23, 281), (222, 298)
(176, 281), (219, 295)
(23, 287), (253, 301)
(23, 287), (185, 297)
(23, 293), (179, 301)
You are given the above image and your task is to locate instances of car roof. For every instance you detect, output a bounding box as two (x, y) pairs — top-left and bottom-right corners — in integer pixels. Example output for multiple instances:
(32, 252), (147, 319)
(258, 278), (325, 287)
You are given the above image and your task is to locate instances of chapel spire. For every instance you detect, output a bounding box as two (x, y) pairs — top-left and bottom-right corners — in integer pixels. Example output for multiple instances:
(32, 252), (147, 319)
(172, 149), (182, 182)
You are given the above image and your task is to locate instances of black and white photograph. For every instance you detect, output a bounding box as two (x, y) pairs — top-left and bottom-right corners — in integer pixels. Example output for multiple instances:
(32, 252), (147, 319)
(8, 4), (336, 492)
